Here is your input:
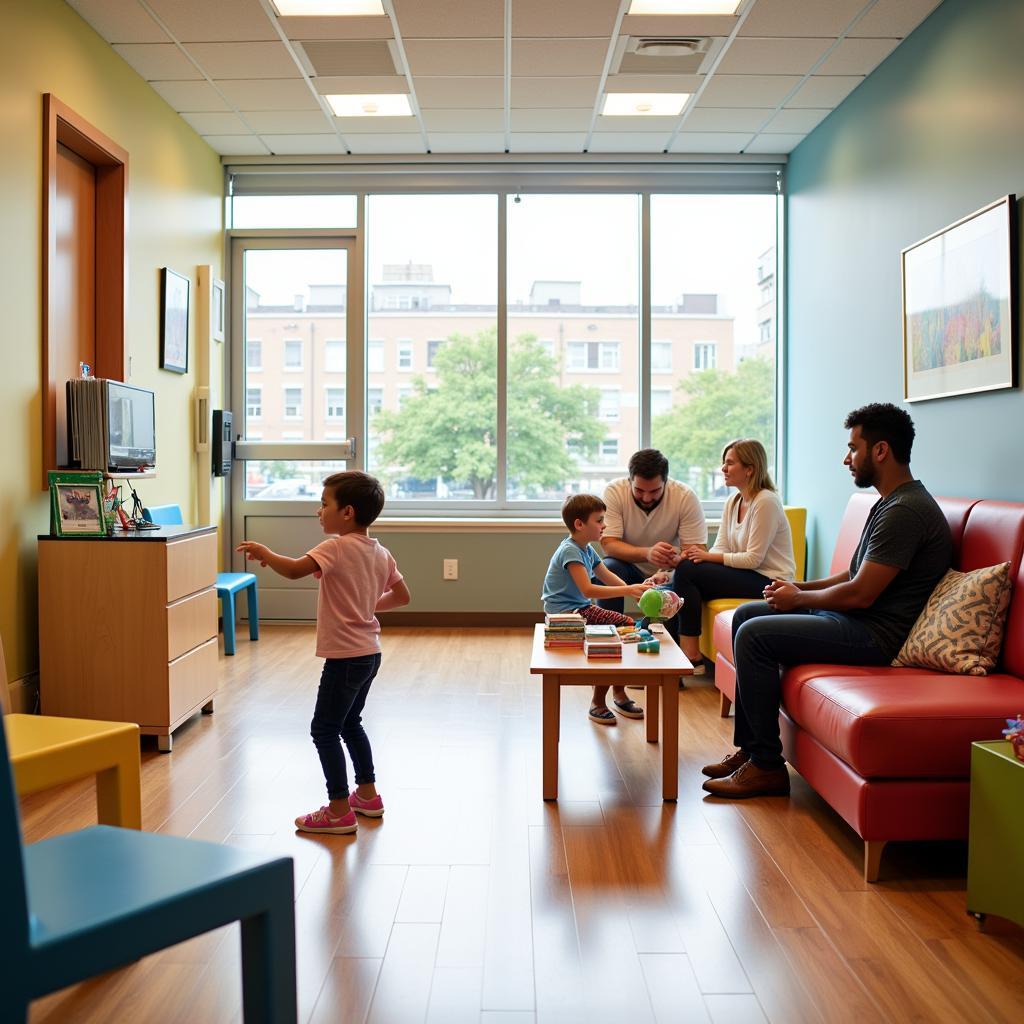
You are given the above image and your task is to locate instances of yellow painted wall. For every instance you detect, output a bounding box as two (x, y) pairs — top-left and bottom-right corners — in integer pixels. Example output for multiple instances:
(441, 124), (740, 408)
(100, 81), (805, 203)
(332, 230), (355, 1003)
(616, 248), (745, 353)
(0, 0), (224, 685)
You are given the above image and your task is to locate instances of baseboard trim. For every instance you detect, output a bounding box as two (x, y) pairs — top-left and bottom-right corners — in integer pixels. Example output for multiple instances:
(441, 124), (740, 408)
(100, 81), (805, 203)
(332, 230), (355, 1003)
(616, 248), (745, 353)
(377, 612), (543, 627)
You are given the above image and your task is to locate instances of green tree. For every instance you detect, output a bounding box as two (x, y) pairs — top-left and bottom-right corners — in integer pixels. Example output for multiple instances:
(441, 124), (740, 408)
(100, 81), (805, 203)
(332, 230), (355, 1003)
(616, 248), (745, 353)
(374, 328), (605, 499)
(652, 357), (775, 496)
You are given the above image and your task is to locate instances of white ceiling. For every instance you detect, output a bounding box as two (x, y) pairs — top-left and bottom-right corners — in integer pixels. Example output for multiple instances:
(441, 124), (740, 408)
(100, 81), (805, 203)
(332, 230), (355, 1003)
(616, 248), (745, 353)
(64, 0), (942, 158)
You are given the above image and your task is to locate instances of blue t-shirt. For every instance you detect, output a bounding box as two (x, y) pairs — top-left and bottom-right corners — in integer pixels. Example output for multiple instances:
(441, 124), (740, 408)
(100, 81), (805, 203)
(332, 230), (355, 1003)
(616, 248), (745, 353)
(541, 536), (603, 613)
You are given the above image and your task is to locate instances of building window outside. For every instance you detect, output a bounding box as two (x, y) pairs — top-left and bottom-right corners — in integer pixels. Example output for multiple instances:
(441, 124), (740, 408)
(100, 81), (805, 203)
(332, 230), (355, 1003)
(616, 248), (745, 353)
(759, 320), (772, 344)
(284, 339), (303, 370)
(247, 340), (262, 370)
(397, 340), (413, 370)
(283, 387), (303, 419)
(600, 438), (619, 463)
(326, 387), (345, 420)
(426, 339), (445, 369)
(651, 341), (672, 373)
(367, 387), (383, 416)
(368, 340), (385, 372)
(694, 342), (717, 371)
(567, 340), (619, 371)
(325, 339), (346, 372)
(246, 387), (262, 420)
(598, 388), (620, 421)
(397, 386), (413, 407)
(651, 388), (673, 417)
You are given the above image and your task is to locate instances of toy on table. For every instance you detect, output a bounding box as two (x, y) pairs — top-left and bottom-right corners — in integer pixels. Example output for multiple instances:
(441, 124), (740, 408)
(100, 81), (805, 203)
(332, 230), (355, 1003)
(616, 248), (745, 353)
(637, 585), (681, 630)
(1003, 714), (1024, 762)
(638, 638), (661, 654)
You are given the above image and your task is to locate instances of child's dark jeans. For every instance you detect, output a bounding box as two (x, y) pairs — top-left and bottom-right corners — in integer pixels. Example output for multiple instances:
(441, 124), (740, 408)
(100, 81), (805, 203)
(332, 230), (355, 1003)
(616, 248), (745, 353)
(310, 653), (381, 800)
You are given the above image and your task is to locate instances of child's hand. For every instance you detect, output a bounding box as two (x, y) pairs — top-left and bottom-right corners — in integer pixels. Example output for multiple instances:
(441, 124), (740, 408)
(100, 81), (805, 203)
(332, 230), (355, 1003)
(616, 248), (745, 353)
(645, 571), (671, 586)
(625, 582), (652, 600)
(236, 540), (270, 566)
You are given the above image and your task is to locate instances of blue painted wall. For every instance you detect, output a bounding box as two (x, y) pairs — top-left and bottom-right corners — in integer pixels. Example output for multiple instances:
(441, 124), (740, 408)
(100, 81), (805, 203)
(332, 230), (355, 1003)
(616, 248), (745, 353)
(785, 0), (1024, 576)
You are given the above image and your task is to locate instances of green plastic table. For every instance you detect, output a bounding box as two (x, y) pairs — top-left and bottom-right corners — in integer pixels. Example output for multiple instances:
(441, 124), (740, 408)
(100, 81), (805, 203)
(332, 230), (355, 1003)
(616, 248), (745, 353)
(967, 740), (1024, 929)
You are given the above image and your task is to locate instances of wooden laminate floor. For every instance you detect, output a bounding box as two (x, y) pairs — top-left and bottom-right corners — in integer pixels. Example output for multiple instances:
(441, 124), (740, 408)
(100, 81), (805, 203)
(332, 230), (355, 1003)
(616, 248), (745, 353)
(22, 626), (1024, 1023)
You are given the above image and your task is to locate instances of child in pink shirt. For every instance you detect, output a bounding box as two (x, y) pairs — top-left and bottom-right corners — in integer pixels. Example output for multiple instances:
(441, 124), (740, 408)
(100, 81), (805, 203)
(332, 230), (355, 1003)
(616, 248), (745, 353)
(237, 471), (410, 835)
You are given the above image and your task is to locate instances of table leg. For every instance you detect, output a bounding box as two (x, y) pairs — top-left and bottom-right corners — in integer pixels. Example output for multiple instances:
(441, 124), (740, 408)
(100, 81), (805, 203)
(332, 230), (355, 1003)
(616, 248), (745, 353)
(542, 675), (560, 801)
(660, 674), (679, 801)
(645, 682), (659, 743)
(95, 732), (142, 828)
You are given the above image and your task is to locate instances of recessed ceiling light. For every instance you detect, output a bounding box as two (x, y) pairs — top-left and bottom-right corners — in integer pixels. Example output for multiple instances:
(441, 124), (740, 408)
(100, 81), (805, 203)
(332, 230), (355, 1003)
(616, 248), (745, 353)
(627, 1), (741, 14)
(271, 0), (385, 15)
(602, 93), (690, 116)
(326, 93), (412, 117)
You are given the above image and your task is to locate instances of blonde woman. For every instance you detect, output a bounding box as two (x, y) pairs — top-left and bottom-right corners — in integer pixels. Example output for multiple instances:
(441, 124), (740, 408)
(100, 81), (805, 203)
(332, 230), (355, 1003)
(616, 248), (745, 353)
(672, 439), (795, 671)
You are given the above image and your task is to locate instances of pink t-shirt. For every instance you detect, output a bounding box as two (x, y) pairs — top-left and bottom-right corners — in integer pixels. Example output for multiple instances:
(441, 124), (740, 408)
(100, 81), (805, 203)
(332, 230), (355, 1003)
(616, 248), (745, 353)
(307, 533), (403, 659)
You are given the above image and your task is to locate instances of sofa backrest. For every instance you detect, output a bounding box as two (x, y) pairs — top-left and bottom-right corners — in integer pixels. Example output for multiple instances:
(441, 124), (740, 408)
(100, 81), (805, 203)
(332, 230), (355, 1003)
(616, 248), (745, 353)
(829, 492), (875, 575)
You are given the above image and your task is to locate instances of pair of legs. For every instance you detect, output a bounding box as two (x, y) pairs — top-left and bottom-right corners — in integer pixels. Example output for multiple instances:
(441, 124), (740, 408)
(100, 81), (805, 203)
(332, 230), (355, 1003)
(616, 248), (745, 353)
(672, 560), (772, 664)
(598, 557), (681, 644)
(310, 653), (382, 817)
(577, 603), (643, 722)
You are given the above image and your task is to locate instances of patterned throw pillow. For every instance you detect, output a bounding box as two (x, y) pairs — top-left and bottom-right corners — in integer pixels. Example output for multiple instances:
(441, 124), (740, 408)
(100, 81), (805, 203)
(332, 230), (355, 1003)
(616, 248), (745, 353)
(892, 562), (1012, 675)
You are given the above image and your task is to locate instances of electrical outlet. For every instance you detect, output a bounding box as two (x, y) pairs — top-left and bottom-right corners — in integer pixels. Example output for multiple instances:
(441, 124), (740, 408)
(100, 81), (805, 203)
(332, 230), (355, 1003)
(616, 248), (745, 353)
(443, 558), (458, 580)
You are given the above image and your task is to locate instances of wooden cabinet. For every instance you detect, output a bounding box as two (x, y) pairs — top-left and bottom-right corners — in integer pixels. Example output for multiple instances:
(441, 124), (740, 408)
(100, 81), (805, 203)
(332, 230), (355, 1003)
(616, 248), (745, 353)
(38, 526), (219, 751)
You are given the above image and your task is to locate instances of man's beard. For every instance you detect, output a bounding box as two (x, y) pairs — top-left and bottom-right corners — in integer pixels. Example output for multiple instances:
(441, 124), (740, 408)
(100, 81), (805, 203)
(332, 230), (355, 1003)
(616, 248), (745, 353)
(853, 463), (877, 489)
(633, 495), (662, 512)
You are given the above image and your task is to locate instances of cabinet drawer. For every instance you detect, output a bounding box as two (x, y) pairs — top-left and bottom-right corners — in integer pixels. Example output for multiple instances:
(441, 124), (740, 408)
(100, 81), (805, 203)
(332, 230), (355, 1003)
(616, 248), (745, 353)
(166, 532), (217, 602)
(167, 587), (217, 662)
(168, 637), (218, 725)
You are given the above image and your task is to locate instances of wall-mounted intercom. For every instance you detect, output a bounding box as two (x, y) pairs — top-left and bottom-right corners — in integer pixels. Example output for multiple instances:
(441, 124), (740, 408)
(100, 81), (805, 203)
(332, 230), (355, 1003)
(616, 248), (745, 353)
(212, 410), (232, 477)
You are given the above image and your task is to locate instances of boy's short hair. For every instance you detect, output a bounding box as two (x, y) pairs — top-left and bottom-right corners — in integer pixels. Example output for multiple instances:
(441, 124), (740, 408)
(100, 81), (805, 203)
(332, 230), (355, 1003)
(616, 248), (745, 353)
(844, 402), (916, 464)
(322, 471), (385, 526)
(562, 493), (605, 532)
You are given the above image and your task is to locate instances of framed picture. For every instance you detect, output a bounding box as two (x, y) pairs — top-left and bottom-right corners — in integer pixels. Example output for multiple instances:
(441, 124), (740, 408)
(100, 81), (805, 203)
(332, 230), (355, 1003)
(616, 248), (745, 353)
(160, 267), (190, 374)
(48, 471), (107, 537)
(212, 277), (225, 342)
(902, 194), (1017, 402)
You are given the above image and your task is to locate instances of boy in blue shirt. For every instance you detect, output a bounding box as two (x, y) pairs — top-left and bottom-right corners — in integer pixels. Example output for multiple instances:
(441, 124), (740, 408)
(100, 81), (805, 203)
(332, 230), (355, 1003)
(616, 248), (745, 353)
(542, 493), (652, 725)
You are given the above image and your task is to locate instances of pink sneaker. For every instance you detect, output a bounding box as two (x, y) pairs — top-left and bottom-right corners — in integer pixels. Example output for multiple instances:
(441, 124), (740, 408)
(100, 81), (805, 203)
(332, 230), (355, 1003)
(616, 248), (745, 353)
(294, 805), (357, 834)
(349, 791), (385, 817)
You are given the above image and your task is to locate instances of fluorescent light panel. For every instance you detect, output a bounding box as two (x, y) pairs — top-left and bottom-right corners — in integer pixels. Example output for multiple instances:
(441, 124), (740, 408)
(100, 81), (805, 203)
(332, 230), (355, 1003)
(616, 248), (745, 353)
(627, 1), (741, 14)
(602, 93), (690, 116)
(271, 0), (385, 15)
(326, 93), (412, 116)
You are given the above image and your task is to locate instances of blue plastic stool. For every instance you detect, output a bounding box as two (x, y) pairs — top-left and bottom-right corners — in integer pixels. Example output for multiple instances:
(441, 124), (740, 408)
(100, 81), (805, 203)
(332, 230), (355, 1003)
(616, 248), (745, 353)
(143, 505), (260, 656)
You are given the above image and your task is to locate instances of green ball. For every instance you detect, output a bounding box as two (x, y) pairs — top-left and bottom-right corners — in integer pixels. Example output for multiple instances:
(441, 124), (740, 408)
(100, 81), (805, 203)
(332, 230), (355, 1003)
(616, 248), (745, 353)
(638, 588), (662, 618)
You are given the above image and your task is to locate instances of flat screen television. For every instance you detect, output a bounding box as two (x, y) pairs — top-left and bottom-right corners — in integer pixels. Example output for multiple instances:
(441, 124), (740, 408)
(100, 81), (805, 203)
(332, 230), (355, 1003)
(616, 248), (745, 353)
(106, 381), (156, 471)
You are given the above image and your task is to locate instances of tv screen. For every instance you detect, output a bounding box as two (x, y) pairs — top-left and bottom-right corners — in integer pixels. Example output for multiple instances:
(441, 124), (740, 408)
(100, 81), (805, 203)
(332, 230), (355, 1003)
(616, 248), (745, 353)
(106, 381), (156, 470)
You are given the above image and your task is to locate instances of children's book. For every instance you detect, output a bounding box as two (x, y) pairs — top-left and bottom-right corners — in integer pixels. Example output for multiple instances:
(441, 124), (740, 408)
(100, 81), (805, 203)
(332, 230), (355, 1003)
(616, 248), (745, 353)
(584, 624), (618, 638)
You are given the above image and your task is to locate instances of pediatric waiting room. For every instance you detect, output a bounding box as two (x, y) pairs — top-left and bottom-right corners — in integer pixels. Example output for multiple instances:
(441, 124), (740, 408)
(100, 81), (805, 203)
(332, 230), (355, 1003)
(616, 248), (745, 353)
(3, 0), (1024, 1020)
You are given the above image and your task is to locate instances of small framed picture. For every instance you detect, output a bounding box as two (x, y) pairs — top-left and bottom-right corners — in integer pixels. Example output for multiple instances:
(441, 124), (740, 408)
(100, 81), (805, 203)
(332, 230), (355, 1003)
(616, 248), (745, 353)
(49, 471), (107, 537)
(161, 267), (190, 374)
(212, 278), (225, 343)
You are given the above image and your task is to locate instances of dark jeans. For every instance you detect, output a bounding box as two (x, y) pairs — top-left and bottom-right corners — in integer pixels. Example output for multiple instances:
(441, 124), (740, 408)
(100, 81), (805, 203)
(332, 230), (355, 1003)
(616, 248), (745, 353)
(310, 653), (381, 800)
(598, 557), (679, 641)
(672, 560), (772, 638)
(731, 601), (889, 770)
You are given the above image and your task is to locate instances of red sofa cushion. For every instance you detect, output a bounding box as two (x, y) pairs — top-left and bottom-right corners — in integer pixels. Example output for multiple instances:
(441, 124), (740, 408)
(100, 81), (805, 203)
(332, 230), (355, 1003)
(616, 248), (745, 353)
(780, 667), (1024, 779)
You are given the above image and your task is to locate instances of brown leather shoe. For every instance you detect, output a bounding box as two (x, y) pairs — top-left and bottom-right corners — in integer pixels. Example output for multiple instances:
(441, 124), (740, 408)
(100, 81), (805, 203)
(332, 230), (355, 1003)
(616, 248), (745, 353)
(701, 749), (750, 779)
(702, 760), (790, 799)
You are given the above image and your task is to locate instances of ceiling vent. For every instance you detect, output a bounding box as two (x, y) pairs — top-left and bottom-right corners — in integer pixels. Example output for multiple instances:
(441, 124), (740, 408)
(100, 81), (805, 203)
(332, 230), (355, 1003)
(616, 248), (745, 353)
(629, 36), (709, 57)
(614, 35), (722, 75)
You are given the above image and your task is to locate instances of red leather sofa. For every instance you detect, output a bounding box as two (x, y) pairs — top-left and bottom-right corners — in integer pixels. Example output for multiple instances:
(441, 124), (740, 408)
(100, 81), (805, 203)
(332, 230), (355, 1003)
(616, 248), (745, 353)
(713, 493), (1024, 881)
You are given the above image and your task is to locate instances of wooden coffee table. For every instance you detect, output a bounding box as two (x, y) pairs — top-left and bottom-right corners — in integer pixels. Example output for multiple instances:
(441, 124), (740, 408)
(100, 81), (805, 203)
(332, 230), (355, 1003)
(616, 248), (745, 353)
(528, 624), (692, 801)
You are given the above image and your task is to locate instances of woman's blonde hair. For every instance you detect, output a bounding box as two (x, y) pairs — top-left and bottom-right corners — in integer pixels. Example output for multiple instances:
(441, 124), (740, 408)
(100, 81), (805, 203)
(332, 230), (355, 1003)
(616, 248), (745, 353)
(722, 438), (775, 494)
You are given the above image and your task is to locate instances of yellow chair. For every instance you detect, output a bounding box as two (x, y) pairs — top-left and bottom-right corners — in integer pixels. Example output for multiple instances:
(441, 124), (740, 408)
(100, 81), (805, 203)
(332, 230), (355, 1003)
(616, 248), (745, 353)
(697, 506), (807, 663)
(1, 634), (141, 829)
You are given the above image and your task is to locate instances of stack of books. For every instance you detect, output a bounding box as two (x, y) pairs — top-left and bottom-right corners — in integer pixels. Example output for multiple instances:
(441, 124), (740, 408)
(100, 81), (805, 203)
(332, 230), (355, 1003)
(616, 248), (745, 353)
(584, 623), (623, 659)
(544, 612), (585, 649)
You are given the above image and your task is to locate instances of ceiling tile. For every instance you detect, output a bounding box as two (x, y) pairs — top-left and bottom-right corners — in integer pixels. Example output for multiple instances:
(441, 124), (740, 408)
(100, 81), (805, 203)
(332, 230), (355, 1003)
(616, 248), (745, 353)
(334, 116), (420, 133)
(428, 133), (507, 153)
(588, 133), (670, 153)
(149, 80), (231, 111)
(244, 110), (335, 133)
(698, 74), (802, 107)
(422, 109), (505, 132)
(512, 39), (609, 76)
(202, 134), (270, 155)
(261, 134), (348, 154)
(510, 109), (593, 131)
(739, 0), (866, 38)
(512, 77), (601, 107)
(185, 41), (301, 78)
(393, 0), (503, 39)
(301, 40), (396, 75)
(766, 107), (830, 133)
(415, 77), (504, 108)
(605, 73), (701, 93)
(313, 75), (408, 94)
(513, 0), (620, 38)
(684, 107), (771, 132)
(180, 111), (251, 134)
(66, 0), (167, 43)
(146, 0), (277, 43)
(404, 39), (503, 76)
(113, 43), (203, 80)
(716, 37), (833, 76)
(509, 132), (588, 152)
(217, 78), (321, 110)
(279, 16), (394, 40)
(595, 114), (680, 133)
(816, 37), (899, 76)
(787, 75), (862, 107)
(346, 133), (427, 154)
(744, 132), (805, 153)
(849, 0), (942, 38)
(621, 14), (737, 37)
(669, 132), (751, 153)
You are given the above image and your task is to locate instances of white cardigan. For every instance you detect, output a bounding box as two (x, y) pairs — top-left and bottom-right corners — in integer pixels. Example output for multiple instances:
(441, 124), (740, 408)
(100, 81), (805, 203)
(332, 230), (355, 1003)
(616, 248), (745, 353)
(711, 489), (796, 581)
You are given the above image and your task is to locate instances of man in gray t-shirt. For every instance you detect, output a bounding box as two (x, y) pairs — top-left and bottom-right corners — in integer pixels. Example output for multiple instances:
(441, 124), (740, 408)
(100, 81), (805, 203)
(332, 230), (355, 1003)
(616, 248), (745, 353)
(701, 403), (952, 801)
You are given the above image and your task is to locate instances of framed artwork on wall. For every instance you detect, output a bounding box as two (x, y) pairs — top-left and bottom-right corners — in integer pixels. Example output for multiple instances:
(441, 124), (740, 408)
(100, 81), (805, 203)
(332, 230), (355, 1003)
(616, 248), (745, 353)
(160, 267), (190, 374)
(902, 194), (1017, 402)
(212, 277), (225, 342)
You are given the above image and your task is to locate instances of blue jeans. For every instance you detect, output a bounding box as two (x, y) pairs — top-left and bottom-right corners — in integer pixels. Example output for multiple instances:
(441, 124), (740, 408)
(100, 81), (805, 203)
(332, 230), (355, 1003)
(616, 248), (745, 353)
(672, 559), (772, 638)
(731, 601), (889, 770)
(310, 653), (381, 800)
(597, 557), (680, 641)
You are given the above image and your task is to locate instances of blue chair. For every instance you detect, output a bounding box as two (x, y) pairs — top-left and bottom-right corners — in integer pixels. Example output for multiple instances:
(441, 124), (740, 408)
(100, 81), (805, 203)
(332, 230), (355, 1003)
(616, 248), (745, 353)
(143, 504), (260, 656)
(0, 704), (297, 1022)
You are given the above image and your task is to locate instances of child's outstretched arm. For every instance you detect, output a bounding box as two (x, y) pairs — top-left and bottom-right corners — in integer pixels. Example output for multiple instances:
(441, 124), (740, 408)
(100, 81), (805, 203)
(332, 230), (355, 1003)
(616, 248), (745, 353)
(236, 541), (319, 580)
(376, 578), (411, 612)
(570, 562), (651, 601)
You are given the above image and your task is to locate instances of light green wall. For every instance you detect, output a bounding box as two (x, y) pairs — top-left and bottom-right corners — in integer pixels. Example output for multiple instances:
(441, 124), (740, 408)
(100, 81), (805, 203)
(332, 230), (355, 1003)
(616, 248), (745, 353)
(786, 0), (1024, 575)
(0, 0), (224, 682)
